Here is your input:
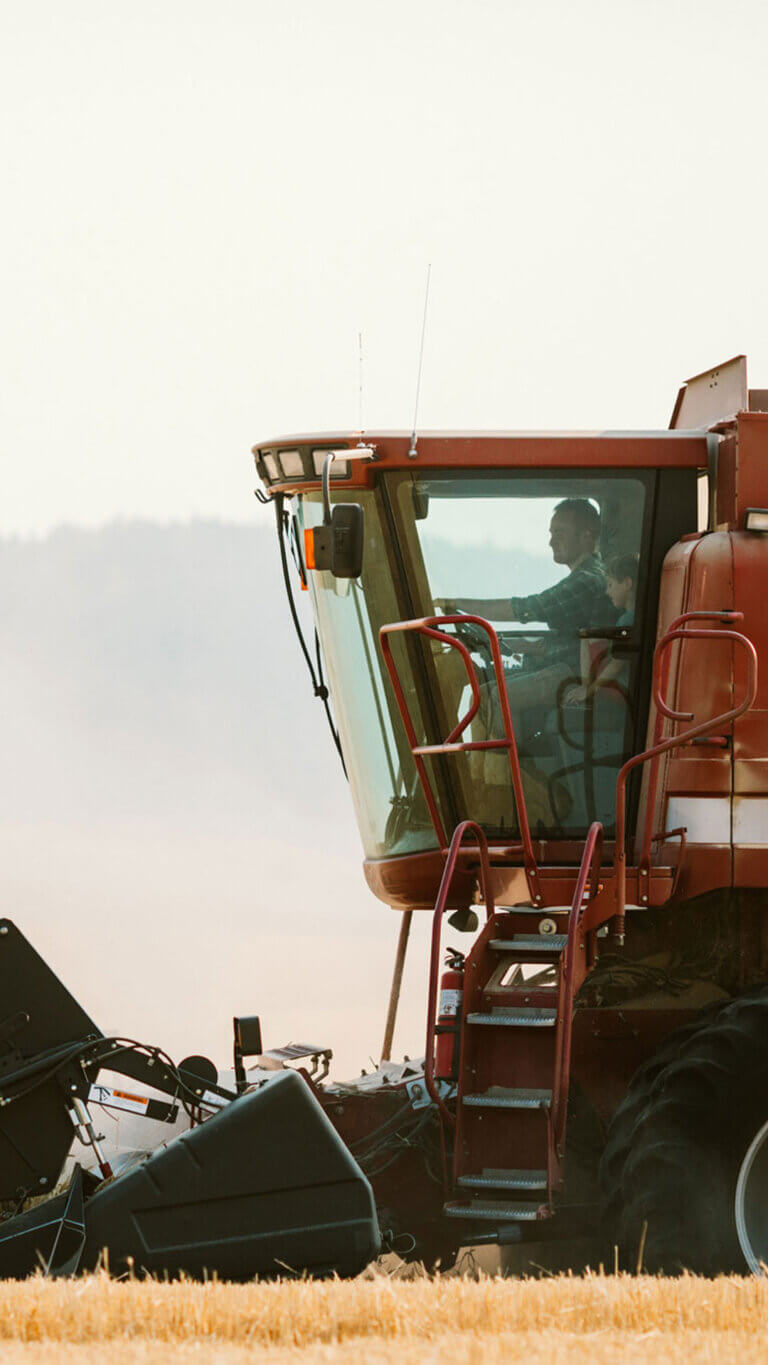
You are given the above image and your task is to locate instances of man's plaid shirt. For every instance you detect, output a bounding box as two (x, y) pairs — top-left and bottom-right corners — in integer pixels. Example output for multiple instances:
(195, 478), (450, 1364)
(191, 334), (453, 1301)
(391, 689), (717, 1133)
(508, 553), (614, 668)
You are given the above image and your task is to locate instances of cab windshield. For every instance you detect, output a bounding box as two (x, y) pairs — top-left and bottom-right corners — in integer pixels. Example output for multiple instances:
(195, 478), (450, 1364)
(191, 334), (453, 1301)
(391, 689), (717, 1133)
(299, 469), (652, 859)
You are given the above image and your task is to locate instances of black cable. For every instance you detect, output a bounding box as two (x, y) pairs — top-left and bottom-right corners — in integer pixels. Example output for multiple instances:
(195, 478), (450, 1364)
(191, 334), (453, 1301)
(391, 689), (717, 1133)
(348, 1099), (420, 1153)
(274, 494), (347, 778)
(313, 628), (348, 779)
(357, 1110), (441, 1179)
(95, 1038), (207, 1120)
(0, 1038), (98, 1106)
(0, 1035), (211, 1123)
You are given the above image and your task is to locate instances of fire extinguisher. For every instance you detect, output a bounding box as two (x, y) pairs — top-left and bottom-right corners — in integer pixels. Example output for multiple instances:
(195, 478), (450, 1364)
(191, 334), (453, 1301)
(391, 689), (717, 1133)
(435, 948), (465, 1082)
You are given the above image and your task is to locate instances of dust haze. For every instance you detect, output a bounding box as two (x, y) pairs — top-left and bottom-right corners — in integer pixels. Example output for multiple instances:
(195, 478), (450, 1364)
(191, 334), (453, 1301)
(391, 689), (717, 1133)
(4, 0), (768, 1080)
(0, 520), (447, 1079)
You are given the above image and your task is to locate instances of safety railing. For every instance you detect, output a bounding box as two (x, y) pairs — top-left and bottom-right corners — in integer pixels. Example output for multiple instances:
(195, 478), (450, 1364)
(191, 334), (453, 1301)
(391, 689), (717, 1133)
(637, 611), (743, 871)
(613, 611), (758, 939)
(551, 820), (604, 1158)
(423, 820), (495, 1128)
(379, 615), (541, 904)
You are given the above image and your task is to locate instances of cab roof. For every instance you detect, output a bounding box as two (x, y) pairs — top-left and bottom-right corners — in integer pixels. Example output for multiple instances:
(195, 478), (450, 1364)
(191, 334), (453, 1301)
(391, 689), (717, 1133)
(252, 429), (709, 495)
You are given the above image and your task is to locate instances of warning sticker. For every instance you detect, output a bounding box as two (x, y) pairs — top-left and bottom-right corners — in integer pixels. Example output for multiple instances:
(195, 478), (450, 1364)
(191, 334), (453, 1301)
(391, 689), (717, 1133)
(439, 989), (462, 1017)
(89, 1084), (149, 1116)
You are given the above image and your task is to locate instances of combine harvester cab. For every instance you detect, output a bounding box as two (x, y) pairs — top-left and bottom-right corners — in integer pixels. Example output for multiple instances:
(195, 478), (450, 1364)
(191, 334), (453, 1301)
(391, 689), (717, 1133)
(254, 354), (768, 1274)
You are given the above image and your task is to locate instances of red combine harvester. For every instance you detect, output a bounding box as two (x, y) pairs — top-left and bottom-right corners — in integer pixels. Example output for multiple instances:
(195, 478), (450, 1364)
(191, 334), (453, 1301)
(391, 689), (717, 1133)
(1, 354), (768, 1279)
(252, 354), (768, 1275)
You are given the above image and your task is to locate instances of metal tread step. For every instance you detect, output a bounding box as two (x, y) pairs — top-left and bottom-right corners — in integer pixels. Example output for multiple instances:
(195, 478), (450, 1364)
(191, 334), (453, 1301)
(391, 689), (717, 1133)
(444, 1200), (543, 1222)
(489, 934), (568, 953)
(467, 1008), (556, 1027)
(457, 1168), (548, 1192)
(497, 905), (570, 916)
(462, 1087), (552, 1110)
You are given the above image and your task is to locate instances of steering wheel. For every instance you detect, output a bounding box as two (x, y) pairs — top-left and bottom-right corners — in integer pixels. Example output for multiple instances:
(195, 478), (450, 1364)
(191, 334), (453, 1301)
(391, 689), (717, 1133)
(447, 616), (494, 655)
(437, 614), (546, 672)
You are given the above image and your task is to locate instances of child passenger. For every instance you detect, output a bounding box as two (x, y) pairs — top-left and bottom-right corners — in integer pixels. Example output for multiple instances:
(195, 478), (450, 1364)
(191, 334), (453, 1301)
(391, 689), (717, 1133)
(605, 553), (637, 628)
(563, 554), (638, 704)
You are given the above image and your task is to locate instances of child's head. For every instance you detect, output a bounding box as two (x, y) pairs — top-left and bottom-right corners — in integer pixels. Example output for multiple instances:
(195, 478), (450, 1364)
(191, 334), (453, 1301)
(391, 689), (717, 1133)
(606, 554), (639, 611)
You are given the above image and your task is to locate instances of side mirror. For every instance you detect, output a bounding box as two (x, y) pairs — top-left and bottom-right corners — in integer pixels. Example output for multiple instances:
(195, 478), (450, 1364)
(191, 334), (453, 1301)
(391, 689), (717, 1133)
(308, 503), (364, 579)
(304, 453), (365, 580)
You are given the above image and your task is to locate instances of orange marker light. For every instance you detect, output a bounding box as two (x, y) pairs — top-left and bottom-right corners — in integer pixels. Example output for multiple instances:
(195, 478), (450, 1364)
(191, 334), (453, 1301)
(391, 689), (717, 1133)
(304, 528), (316, 570)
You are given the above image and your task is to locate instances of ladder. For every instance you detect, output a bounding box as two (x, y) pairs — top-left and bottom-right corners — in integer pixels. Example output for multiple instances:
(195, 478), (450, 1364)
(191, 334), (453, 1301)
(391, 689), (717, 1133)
(424, 820), (606, 1236)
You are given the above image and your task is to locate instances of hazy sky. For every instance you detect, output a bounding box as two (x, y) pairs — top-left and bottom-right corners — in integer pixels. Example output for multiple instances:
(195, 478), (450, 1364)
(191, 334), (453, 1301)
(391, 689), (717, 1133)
(3, 0), (768, 536)
(3, 1), (768, 1077)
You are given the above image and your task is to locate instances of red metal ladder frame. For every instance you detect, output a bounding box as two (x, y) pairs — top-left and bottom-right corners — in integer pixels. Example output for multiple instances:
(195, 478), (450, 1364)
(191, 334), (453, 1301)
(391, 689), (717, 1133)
(551, 820), (604, 1164)
(423, 819), (493, 1127)
(379, 614), (542, 905)
(613, 610), (758, 939)
(422, 818), (607, 1199)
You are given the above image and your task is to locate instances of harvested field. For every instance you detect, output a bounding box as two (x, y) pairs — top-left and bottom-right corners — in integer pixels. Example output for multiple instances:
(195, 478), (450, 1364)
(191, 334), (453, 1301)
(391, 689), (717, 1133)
(0, 1273), (765, 1363)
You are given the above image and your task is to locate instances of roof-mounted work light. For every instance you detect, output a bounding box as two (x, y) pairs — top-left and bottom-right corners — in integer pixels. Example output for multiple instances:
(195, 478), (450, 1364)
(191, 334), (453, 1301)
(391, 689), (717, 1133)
(304, 447), (374, 579)
(745, 508), (768, 533)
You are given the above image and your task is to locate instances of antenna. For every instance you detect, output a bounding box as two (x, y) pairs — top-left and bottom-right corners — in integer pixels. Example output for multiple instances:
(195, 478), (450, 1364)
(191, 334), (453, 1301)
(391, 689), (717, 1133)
(408, 263), (431, 459)
(357, 331), (364, 432)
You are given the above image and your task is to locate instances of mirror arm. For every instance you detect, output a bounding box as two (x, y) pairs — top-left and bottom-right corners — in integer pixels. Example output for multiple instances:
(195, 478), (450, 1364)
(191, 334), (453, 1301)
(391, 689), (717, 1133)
(321, 452), (335, 524)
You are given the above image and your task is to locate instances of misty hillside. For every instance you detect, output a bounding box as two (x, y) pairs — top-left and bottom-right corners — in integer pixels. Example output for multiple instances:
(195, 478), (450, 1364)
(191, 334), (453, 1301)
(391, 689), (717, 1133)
(0, 522), (330, 826)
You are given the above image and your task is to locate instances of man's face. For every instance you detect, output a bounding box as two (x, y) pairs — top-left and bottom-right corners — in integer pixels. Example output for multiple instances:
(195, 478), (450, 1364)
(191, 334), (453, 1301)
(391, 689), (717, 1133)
(549, 511), (584, 567)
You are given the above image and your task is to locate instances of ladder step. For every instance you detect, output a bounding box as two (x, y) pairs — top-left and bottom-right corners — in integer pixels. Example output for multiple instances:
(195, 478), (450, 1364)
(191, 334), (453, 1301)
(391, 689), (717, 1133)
(489, 934), (568, 954)
(457, 1168), (548, 1192)
(467, 1009), (556, 1027)
(497, 906), (570, 916)
(444, 1200), (543, 1222)
(463, 1087), (552, 1110)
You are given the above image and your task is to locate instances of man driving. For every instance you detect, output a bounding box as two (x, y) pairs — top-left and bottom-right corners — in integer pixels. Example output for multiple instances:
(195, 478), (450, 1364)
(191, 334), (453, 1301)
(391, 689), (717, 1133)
(434, 498), (615, 822)
(437, 497), (609, 645)
(436, 497), (614, 733)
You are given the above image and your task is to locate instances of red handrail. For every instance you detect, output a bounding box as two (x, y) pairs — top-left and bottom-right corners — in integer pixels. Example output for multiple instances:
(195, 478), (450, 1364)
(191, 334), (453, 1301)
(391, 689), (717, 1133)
(423, 820), (494, 1128)
(638, 610), (743, 873)
(379, 615), (541, 903)
(551, 821), (603, 1156)
(614, 620), (757, 940)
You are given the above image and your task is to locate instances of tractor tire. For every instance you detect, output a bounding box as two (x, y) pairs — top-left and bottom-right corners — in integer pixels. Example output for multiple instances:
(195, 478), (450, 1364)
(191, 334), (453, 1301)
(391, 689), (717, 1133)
(599, 989), (768, 1274)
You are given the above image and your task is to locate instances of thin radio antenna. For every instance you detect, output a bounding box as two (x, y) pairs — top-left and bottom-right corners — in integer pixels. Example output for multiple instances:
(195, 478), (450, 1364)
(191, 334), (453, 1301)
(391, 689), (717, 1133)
(357, 331), (364, 431)
(408, 263), (431, 459)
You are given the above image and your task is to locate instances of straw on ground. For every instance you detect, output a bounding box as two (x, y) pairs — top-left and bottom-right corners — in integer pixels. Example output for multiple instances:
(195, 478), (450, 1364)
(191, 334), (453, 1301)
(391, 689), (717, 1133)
(0, 1272), (765, 1362)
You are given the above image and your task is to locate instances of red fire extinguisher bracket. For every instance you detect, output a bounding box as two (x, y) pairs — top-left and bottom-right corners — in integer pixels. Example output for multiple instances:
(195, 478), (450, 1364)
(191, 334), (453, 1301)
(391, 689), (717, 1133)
(434, 948), (465, 1082)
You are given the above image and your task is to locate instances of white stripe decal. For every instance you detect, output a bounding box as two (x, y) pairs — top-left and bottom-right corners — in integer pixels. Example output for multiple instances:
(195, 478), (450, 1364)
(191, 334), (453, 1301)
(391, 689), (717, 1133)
(733, 798), (768, 844)
(666, 797), (730, 842)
